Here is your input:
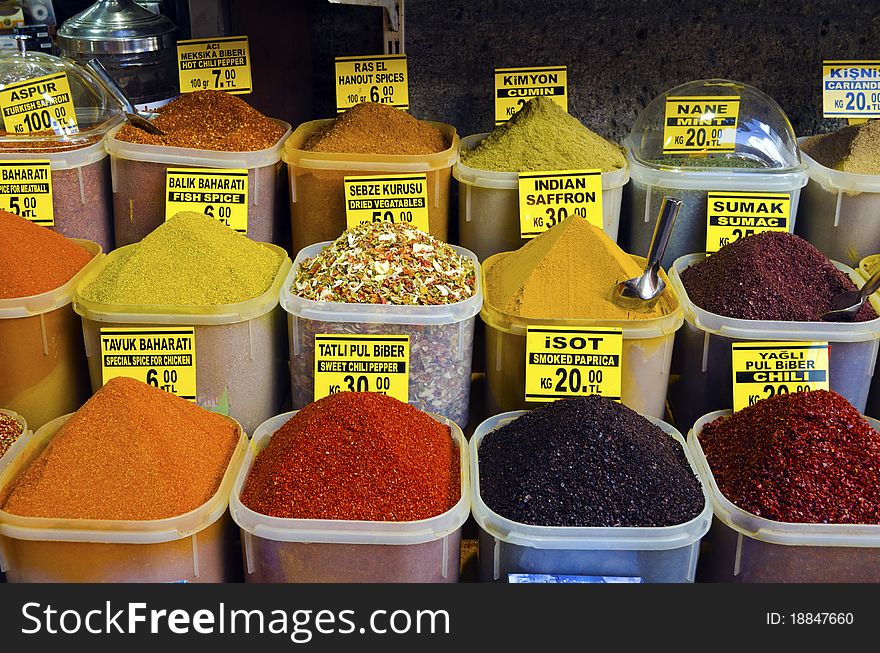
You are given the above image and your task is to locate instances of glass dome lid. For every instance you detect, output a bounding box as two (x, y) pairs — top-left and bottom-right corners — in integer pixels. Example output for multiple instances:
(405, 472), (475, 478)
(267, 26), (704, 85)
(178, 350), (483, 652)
(624, 79), (803, 171)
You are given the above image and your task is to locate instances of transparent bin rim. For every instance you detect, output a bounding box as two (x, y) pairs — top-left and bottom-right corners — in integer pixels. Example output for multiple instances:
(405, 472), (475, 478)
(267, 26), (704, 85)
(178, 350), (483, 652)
(72, 243), (292, 325)
(453, 132), (630, 190)
(0, 409), (29, 466)
(471, 410), (712, 550)
(0, 239), (103, 319)
(0, 137), (109, 169)
(229, 409), (471, 546)
(0, 412), (247, 546)
(669, 253), (880, 341)
(282, 118), (459, 172)
(280, 241), (483, 325)
(104, 119), (292, 168)
(859, 254), (880, 280)
(799, 136), (880, 193)
(689, 410), (880, 547)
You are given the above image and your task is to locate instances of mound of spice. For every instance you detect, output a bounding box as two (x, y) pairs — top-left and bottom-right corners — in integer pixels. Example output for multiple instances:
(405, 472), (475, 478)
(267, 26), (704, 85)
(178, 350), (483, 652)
(478, 396), (704, 527)
(115, 90), (285, 151)
(81, 211), (282, 306)
(698, 390), (880, 524)
(680, 231), (876, 322)
(0, 377), (239, 520)
(802, 120), (880, 175)
(461, 97), (625, 173)
(0, 209), (94, 299)
(303, 102), (448, 155)
(241, 392), (459, 521)
(0, 412), (23, 460)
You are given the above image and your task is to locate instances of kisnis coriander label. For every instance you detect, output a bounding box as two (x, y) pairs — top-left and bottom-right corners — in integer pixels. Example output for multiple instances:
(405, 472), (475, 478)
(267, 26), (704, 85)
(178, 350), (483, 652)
(822, 60), (880, 118)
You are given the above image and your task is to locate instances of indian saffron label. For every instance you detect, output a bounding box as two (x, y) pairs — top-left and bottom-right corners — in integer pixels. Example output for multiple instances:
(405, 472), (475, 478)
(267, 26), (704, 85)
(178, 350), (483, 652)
(313, 334), (409, 403)
(524, 326), (622, 402)
(518, 170), (603, 238)
(0, 72), (78, 134)
(335, 55), (409, 112)
(100, 327), (197, 401)
(731, 341), (829, 412)
(822, 60), (880, 118)
(177, 36), (253, 94)
(705, 191), (791, 254)
(343, 173), (430, 231)
(165, 168), (248, 233)
(662, 96), (740, 154)
(0, 160), (53, 225)
(494, 66), (567, 124)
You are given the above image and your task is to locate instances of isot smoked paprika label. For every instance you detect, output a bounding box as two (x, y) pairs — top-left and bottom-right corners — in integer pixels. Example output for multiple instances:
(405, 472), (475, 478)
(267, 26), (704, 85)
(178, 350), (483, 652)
(518, 169), (603, 238)
(731, 341), (829, 412)
(313, 334), (410, 403)
(0, 160), (53, 226)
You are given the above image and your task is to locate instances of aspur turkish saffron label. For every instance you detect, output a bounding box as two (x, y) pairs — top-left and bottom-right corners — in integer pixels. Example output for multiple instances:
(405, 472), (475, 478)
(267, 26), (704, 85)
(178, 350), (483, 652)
(494, 66), (567, 124)
(165, 168), (249, 233)
(343, 173), (430, 231)
(705, 191), (791, 254)
(100, 327), (197, 401)
(335, 54), (409, 112)
(518, 170), (603, 238)
(524, 326), (622, 402)
(0, 160), (53, 226)
(662, 96), (740, 154)
(822, 60), (880, 118)
(0, 72), (78, 134)
(314, 334), (409, 403)
(731, 341), (829, 412)
(177, 36), (253, 94)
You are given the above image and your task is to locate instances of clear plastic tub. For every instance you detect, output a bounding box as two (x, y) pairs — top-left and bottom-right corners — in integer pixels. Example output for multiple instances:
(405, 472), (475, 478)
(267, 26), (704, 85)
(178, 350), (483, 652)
(229, 410), (470, 583)
(689, 411), (880, 583)
(472, 410), (711, 583)
(0, 239), (102, 431)
(73, 244), (292, 436)
(622, 79), (807, 268)
(283, 119), (459, 255)
(0, 412), (247, 583)
(668, 253), (880, 429)
(454, 133), (629, 261)
(105, 120), (292, 247)
(282, 242), (482, 428)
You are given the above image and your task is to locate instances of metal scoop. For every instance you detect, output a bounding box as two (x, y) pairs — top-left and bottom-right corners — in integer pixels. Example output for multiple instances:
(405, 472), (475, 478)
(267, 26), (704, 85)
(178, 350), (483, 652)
(821, 267), (880, 321)
(85, 59), (166, 136)
(611, 196), (682, 311)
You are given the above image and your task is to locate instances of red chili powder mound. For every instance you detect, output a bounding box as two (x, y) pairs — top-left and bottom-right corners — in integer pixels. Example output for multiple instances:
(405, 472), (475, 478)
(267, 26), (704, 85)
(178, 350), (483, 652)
(699, 390), (880, 524)
(0, 377), (239, 520)
(241, 392), (460, 521)
(0, 209), (94, 299)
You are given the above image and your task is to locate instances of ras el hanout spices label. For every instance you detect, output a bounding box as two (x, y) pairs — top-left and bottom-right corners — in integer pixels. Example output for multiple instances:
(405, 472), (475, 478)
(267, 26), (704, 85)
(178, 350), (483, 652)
(177, 36), (253, 94)
(494, 66), (567, 124)
(662, 95), (740, 154)
(335, 54), (409, 112)
(731, 341), (829, 411)
(705, 191), (791, 254)
(165, 168), (249, 233)
(343, 173), (429, 232)
(822, 60), (880, 118)
(0, 160), (53, 225)
(518, 169), (603, 238)
(0, 72), (78, 134)
(314, 334), (410, 402)
(524, 326), (622, 402)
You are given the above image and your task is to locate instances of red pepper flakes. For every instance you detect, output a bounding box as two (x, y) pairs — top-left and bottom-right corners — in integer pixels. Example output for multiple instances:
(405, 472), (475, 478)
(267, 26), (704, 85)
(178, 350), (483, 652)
(240, 392), (460, 522)
(699, 390), (880, 524)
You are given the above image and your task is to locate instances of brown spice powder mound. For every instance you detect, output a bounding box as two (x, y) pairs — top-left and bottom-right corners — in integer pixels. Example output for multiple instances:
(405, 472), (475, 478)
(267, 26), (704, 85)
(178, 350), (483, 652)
(303, 102), (448, 155)
(802, 120), (880, 175)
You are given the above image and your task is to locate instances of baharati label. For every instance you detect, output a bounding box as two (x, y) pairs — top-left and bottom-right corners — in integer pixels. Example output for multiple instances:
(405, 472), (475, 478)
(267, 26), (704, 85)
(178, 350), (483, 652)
(518, 169), (603, 238)
(663, 96), (740, 154)
(0, 72), (78, 134)
(0, 160), (53, 225)
(343, 173), (429, 231)
(731, 341), (829, 412)
(705, 191), (791, 254)
(165, 168), (249, 233)
(314, 334), (410, 403)
(177, 36), (253, 94)
(822, 60), (880, 118)
(335, 55), (409, 112)
(494, 66), (567, 124)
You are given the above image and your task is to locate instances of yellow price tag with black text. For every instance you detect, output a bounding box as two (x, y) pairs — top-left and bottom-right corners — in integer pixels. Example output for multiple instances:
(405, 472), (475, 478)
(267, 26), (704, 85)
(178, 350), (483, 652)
(731, 341), (829, 412)
(518, 170), (603, 238)
(0, 72), (78, 134)
(177, 36), (252, 94)
(165, 168), (248, 233)
(0, 160), (53, 225)
(706, 191), (791, 253)
(314, 334), (409, 402)
(663, 95), (740, 154)
(822, 60), (880, 118)
(335, 55), (409, 112)
(344, 173), (430, 231)
(494, 66), (567, 124)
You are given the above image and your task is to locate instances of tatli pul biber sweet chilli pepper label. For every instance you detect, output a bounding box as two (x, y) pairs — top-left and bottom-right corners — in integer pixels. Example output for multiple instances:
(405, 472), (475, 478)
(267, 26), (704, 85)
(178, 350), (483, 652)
(0, 160), (53, 226)
(731, 341), (830, 411)
(314, 334), (410, 403)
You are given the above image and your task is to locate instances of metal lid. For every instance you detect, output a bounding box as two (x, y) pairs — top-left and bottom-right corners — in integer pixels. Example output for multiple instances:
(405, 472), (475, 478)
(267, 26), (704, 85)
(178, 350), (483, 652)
(57, 0), (177, 56)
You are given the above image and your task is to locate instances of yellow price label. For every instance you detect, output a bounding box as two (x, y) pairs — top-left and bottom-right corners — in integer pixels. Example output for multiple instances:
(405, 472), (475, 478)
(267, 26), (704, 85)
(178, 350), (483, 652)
(335, 55), (409, 112)
(494, 66), (567, 124)
(343, 173), (429, 231)
(524, 326), (622, 402)
(177, 36), (253, 94)
(100, 327), (197, 401)
(663, 96), (740, 154)
(518, 170), (603, 238)
(0, 160), (53, 225)
(165, 168), (249, 233)
(731, 341), (829, 412)
(314, 334), (409, 402)
(706, 191), (791, 254)
(0, 72), (78, 134)
(822, 60), (880, 118)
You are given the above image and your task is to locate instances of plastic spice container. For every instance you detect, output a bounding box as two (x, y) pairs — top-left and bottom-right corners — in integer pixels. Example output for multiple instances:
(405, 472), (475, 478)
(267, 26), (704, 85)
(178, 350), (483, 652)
(0, 239), (102, 431)
(454, 133), (629, 261)
(229, 410), (470, 583)
(282, 242), (482, 428)
(667, 254), (880, 429)
(0, 413), (247, 583)
(73, 244), (292, 436)
(689, 411), (880, 582)
(283, 119), (459, 255)
(105, 120), (292, 247)
(472, 410), (711, 583)
(0, 409), (28, 465)
(621, 79), (807, 269)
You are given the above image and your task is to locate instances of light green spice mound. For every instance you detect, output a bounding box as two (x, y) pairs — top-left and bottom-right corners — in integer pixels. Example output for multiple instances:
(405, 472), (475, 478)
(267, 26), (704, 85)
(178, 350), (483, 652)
(460, 97), (626, 173)
(82, 211), (283, 305)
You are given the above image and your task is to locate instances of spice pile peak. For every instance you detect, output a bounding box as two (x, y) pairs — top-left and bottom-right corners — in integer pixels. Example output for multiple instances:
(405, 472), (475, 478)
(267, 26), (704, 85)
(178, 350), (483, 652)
(801, 120), (880, 175)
